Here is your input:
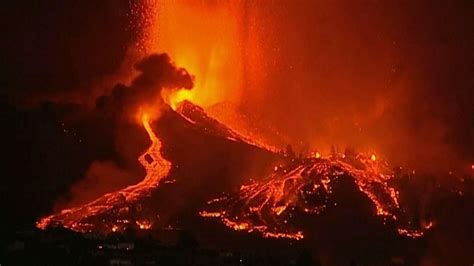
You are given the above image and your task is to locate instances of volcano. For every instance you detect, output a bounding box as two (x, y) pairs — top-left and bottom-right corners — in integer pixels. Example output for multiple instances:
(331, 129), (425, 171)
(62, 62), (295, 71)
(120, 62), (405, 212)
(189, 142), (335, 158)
(37, 101), (277, 233)
(38, 100), (431, 242)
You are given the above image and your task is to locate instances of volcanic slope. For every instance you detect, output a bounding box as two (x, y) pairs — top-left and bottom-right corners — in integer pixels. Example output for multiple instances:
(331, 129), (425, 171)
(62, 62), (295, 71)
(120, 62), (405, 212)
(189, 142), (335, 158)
(37, 101), (278, 233)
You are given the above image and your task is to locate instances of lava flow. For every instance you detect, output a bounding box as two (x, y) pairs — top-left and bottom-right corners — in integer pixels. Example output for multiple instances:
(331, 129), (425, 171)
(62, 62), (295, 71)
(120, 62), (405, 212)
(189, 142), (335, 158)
(201, 153), (432, 240)
(37, 113), (171, 233)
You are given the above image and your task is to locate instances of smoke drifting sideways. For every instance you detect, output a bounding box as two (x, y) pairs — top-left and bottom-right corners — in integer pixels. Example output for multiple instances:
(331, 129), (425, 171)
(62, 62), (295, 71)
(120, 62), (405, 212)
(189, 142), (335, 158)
(50, 53), (194, 210)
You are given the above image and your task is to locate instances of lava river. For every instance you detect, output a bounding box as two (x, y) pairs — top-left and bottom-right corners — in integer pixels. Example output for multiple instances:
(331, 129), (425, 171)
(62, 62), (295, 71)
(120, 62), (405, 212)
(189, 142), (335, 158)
(37, 113), (171, 233)
(201, 153), (433, 240)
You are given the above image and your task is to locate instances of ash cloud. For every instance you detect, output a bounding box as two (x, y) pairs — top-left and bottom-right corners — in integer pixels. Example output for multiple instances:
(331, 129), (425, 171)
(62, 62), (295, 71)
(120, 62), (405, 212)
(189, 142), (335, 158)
(94, 53), (194, 122)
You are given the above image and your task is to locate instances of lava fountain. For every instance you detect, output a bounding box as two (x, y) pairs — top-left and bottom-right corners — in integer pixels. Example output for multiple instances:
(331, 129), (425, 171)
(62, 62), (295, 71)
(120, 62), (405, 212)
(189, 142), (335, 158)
(140, 0), (246, 109)
(38, 1), (439, 242)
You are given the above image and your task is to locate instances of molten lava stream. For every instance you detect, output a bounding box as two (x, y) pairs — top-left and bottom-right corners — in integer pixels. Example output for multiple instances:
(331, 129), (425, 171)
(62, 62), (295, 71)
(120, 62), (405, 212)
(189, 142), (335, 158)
(37, 114), (171, 232)
(201, 153), (432, 240)
(137, 113), (171, 190)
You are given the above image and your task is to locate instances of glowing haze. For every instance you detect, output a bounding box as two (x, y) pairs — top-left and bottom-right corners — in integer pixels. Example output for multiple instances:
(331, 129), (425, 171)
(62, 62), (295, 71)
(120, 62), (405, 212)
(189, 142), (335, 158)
(137, 1), (472, 173)
(140, 1), (245, 109)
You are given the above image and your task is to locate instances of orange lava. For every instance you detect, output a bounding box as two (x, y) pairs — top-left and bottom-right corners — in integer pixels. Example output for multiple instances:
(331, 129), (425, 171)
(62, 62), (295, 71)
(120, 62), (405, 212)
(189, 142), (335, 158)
(201, 152), (432, 240)
(135, 1), (279, 152)
(143, 1), (244, 109)
(37, 113), (171, 232)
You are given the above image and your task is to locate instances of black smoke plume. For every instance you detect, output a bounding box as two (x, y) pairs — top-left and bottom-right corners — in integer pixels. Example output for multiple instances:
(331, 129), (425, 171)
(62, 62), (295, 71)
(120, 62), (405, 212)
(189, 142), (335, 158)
(94, 53), (194, 122)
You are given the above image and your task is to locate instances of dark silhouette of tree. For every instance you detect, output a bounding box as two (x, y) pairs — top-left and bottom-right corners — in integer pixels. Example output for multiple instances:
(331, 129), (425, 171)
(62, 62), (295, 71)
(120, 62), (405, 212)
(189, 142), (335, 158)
(178, 230), (198, 250)
(296, 249), (320, 266)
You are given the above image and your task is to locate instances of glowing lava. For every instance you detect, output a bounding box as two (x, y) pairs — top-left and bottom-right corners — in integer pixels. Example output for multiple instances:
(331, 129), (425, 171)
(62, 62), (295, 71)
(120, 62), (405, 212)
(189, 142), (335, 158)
(37, 113), (171, 232)
(142, 1), (244, 108)
(36, 2), (438, 243)
(133, 1), (279, 152)
(201, 153), (432, 240)
(371, 154), (377, 161)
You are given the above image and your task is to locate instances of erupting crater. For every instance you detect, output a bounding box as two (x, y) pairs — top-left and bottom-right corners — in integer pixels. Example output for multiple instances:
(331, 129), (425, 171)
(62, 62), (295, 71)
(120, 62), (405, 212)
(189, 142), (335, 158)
(37, 100), (434, 241)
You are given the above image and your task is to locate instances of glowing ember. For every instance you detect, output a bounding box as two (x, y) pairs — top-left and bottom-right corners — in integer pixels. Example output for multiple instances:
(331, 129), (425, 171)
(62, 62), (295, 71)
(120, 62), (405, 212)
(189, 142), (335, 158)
(371, 154), (377, 161)
(111, 225), (119, 233)
(136, 220), (152, 230)
(398, 221), (434, 238)
(37, 113), (171, 232)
